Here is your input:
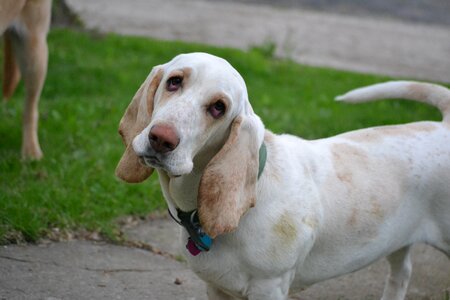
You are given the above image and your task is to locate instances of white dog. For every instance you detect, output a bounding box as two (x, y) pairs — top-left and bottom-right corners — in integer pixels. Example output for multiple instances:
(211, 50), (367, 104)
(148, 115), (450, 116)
(116, 53), (450, 300)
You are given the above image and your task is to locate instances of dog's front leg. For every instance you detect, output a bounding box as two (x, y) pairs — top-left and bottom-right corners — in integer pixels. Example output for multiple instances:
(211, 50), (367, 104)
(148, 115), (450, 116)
(381, 246), (413, 300)
(207, 285), (238, 300)
(246, 274), (293, 300)
(206, 275), (292, 300)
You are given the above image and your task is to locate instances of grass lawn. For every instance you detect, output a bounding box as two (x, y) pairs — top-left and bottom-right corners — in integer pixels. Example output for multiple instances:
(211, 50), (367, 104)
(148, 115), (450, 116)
(0, 29), (442, 244)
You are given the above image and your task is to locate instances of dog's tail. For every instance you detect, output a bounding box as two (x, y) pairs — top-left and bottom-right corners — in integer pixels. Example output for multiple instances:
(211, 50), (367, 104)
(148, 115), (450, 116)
(2, 31), (21, 102)
(336, 81), (450, 123)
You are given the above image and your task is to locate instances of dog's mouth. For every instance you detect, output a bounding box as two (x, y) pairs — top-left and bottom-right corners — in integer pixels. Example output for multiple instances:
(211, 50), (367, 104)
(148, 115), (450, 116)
(140, 155), (163, 168)
(139, 155), (182, 178)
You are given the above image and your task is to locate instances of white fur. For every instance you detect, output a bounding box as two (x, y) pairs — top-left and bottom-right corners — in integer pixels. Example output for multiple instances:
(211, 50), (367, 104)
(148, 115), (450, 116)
(131, 53), (450, 300)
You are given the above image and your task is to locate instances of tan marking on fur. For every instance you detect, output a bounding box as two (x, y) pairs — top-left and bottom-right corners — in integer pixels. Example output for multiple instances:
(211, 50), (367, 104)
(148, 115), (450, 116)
(208, 92), (230, 107)
(198, 116), (260, 238)
(147, 69), (164, 115)
(331, 143), (368, 186)
(408, 83), (429, 101)
(345, 123), (438, 143)
(380, 123), (437, 135)
(302, 216), (318, 229)
(158, 67), (193, 106)
(116, 67), (163, 183)
(370, 198), (385, 220)
(273, 212), (298, 245)
(201, 92), (232, 128)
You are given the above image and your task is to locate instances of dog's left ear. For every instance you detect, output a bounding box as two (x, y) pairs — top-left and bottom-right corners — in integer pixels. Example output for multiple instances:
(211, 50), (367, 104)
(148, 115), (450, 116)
(115, 67), (164, 183)
(198, 114), (265, 238)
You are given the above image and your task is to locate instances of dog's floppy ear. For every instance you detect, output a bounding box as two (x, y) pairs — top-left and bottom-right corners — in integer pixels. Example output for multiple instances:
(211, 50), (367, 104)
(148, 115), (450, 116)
(198, 114), (265, 238)
(115, 67), (164, 183)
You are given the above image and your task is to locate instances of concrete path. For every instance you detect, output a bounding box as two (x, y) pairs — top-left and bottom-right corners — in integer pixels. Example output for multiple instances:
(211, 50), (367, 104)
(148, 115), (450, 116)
(65, 0), (450, 83)
(0, 240), (206, 300)
(1, 216), (449, 299)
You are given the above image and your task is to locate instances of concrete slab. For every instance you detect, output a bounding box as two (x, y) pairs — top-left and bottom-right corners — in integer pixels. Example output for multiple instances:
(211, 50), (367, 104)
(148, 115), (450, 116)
(0, 241), (207, 300)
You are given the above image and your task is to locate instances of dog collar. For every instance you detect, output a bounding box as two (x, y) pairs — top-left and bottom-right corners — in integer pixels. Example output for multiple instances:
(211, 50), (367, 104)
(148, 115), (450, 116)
(169, 208), (212, 256)
(169, 142), (267, 256)
(258, 142), (267, 179)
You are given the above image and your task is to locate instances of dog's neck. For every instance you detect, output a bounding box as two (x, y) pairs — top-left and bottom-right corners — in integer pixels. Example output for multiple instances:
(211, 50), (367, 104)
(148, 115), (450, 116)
(158, 142), (222, 212)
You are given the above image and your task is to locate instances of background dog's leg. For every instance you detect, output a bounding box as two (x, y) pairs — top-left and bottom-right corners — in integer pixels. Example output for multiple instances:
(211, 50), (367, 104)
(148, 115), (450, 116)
(381, 246), (412, 300)
(19, 32), (48, 160)
(2, 31), (21, 101)
(14, 0), (51, 160)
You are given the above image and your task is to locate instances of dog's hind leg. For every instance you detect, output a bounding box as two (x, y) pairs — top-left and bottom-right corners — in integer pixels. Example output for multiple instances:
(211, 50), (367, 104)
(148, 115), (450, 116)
(3, 31), (21, 101)
(381, 246), (412, 300)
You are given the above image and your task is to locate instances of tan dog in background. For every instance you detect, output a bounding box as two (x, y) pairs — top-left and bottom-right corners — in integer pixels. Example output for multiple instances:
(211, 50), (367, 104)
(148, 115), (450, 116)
(1, 0), (52, 159)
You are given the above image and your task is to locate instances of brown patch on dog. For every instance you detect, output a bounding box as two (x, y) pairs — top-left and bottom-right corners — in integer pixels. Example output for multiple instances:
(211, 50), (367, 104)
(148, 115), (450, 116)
(147, 69), (164, 115)
(408, 82), (429, 100)
(273, 212), (298, 245)
(158, 67), (193, 106)
(198, 115), (260, 238)
(370, 198), (385, 220)
(331, 143), (368, 186)
(381, 123), (437, 135)
(344, 123), (438, 143)
(302, 216), (318, 230)
(116, 67), (164, 183)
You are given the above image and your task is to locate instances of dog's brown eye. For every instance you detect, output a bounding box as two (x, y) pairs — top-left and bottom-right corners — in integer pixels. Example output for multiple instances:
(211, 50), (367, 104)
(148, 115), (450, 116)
(208, 101), (226, 119)
(167, 76), (182, 91)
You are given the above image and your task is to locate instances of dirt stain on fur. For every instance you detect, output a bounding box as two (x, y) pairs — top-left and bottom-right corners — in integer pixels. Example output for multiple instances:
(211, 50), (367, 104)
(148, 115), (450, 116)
(273, 212), (298, 245)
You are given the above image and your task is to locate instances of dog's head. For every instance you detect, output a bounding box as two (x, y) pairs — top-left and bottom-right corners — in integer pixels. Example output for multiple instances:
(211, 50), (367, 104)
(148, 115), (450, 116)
(116, 53), (265, 237)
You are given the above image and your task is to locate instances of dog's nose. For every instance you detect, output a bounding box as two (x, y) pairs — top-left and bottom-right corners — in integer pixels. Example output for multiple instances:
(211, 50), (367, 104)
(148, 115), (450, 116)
(149, 124), (180, 153)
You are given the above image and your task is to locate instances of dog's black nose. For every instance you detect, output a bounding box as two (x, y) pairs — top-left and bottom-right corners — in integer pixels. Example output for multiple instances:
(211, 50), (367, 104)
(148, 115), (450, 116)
(149, 124), (180, 153)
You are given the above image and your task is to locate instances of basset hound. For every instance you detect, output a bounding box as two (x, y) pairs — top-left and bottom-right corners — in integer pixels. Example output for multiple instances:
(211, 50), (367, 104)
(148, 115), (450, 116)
(116, 53), (450, 300)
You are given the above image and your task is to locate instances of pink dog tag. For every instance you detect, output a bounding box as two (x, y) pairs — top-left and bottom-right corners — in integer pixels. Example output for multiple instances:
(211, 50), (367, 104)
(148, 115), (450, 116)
(186, 238), (202, 256)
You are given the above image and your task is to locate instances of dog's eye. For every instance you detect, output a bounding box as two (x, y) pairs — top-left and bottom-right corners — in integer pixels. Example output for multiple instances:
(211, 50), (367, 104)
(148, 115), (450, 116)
(208, 100), (226, 119)
(167, 76), (182, 92)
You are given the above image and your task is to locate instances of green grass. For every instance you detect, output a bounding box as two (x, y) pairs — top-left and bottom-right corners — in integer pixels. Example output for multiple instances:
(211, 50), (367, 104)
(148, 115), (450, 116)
(0, 29), (443, 243)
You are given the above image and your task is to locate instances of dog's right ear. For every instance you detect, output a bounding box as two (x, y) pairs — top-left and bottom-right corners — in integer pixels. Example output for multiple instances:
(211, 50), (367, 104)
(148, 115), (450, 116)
(115, 67), (164, 183)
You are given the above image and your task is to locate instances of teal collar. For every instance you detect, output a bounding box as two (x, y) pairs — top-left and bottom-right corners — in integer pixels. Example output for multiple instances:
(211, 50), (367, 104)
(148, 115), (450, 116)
(258, 142), (267, 179)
